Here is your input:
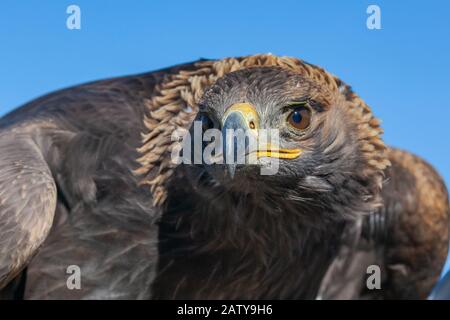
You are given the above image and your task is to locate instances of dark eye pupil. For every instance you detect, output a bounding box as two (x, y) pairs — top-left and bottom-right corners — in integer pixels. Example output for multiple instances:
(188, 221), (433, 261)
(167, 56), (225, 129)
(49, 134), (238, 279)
(287, 105), (311, 130)
(292, 111), (302, 123)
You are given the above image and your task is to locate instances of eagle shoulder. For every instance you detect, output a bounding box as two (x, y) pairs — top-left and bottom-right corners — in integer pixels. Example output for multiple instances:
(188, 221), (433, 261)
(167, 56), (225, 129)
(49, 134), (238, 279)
(379, 147), (449, 298)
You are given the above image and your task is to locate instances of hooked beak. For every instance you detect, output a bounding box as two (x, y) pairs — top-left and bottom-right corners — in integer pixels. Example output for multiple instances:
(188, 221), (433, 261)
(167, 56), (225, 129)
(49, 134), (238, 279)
(221, 103), (302, 177)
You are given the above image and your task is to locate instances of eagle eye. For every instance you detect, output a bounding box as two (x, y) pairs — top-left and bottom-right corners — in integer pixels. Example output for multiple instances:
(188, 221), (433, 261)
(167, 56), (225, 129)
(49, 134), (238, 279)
(287, 105), (311, 130)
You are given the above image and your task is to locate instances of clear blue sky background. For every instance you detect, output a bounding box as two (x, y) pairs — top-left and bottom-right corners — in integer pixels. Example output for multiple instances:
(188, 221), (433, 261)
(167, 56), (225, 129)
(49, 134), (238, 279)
(0, 1), (449, 275)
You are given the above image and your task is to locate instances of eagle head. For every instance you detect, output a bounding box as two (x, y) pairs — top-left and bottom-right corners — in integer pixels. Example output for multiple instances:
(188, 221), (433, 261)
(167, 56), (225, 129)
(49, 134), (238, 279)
(176, 65), (387, 227)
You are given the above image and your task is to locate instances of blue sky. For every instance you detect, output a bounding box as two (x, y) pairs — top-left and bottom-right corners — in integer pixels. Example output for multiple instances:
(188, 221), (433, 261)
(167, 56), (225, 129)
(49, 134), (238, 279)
(0, 1), (449, 275)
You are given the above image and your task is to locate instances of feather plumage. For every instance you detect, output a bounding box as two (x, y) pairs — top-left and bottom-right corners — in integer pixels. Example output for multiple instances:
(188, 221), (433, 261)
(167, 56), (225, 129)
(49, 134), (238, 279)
(0, 55), (447, 299)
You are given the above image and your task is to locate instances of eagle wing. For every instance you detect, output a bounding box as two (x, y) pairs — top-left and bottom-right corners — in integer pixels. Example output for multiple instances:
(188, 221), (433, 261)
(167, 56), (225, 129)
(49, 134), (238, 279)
(0, 124), (57, 290)
(0, 61), (204, 299)
(318, 148), (449, 299)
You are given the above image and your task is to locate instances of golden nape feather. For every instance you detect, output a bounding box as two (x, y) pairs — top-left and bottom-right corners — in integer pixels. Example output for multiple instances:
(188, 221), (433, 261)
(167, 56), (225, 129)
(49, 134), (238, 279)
(136, 54), (390, 206)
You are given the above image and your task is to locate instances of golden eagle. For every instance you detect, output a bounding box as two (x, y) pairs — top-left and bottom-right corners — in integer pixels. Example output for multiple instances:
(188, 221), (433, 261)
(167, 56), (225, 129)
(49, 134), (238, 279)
(0, 54), (448, 299)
